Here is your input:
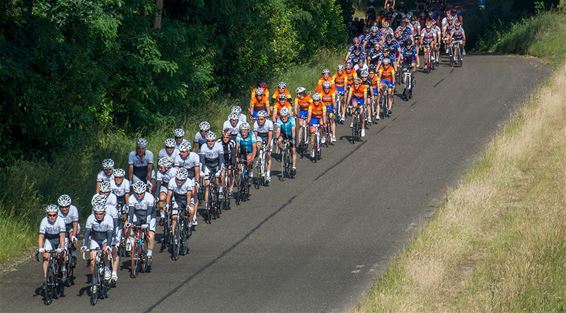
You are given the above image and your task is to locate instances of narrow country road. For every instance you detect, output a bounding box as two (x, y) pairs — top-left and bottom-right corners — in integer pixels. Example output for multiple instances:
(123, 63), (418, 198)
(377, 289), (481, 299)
(0, 55), (548, 313)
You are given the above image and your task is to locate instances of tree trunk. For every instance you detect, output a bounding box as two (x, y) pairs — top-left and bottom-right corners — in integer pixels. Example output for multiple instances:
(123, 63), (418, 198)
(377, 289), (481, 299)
(154, 0), (164, 29)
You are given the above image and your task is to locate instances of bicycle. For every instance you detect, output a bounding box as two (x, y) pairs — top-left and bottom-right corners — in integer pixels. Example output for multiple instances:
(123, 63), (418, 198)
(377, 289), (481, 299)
(379, 86), (390, 118)
(351, 107), (362, 144)
(169, 204), (190, 260)
(451, 41), (463, 67)
(335, 91), (344, 124)
(422, 44), (433, 73)
(370, 96), (380, 124)
(401, 64), (414, 100)
(220, 165), (232, 211)
(322, 117), (332, 147)
(297, 123), (309, 158)
(311, 124), (323, 161)
(253, 145), (267, 189)
(160, 209), (170, 253)
(83, 248), (112, 306)
(235, 159), (251, 205)
(126, 224), (150, 277)
(279, 138), (293, 181)
(204, 172), (221, 223)
(36, 250), (65, 305)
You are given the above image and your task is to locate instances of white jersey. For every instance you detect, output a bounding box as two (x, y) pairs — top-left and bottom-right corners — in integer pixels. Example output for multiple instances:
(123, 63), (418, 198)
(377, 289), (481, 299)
(223, 120), (242, 137)
(111, 179), (130, 198)
(128, 150), (154, 180)
(433, 25), (442, 37)
(156, 167), (177, 185)
(83, 214), (114, 246)
(39, 217), (66, 240)
(199, 141), (224, 169)
(194, 132), (208, 150)
(158, 147), (180, 160)
(127, 192), (155, 222)
(167, 178), (194, 195)
(96, 170), (114, 183)
(58, 205), (79, 231)
(254, 120), (274, 142)
(91, 193), (118, 219)
(174, 152), (200, 179)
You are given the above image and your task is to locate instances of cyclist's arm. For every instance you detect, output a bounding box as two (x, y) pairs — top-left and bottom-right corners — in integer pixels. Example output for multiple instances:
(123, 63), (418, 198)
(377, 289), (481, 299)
(83, 228), (92, 249)
(38, 233), (45, 249)
(307, 106), (312, 124)
(322, 106), (327, 125)
(128, 165), (134, 182)
(166, 189), (173, 207)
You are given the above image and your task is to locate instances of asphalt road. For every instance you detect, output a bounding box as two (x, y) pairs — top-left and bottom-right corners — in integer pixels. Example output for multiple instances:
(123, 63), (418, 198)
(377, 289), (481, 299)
(0, 55), (548, 313)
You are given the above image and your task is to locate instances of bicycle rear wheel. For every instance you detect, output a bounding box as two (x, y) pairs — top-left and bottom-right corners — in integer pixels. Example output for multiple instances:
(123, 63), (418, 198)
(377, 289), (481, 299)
(171, 219), (180, 260)
(43, 265), (55, 305)
(130, 242), (139, 278)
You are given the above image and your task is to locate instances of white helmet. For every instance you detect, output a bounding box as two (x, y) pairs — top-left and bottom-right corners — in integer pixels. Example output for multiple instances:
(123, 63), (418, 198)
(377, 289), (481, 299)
(137, 138), (148, 148)
(174, 128), (185, 137)
(278, 81), (287, 88)
(312, 93), (321, 101)
(257, 111), (268, 118)
(255, 88), (265, 96)
(296, 87), (306, 94)
(383, 58), (391, 64)
(158, 156), (173, 168)
(178, 142), (191, 152)
(91, 194), (107, 207)
(164, 138), (176, 148)
(45, 204), (59, 213)
(322, 81), (332, 89)
(92, 203), (106, 213)
(99, 181), (111, 193)
(205, 131), (217, 141)
(132, 181), (146, 194)
(199, 121), (211, 131)
(280, 107), (291, 117)
(239, 122), (251, 130)
(337, 64), (345, 70)
(229, 113), (239, 121)
(102, 159), (114, 169)
(176, 167), (188, 180)
(114, 168), (125, 177)
(361, 70), (369, 78)
(322, 68), (330, 74)
(231, 106), (242, 114)
(57, 194), (72, 207)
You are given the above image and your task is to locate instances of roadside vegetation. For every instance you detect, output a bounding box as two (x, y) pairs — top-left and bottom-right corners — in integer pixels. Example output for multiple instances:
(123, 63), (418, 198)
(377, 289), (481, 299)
(356, 7), (566, 313)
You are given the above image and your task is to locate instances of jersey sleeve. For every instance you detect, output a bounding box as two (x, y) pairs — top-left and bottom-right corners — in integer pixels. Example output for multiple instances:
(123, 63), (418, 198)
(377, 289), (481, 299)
(128, 151), (135, 165)
(146, 150), (154, 164)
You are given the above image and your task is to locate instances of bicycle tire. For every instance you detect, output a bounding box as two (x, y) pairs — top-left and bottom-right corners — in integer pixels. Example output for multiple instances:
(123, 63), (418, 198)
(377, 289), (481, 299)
(130, 242), (139, 278)
(171, 219), (180, 260)
(180, 216), (189, 256)
(90, 263), (99, 305)
(280, 148), (286, 181)
(43, 263), (54, 305)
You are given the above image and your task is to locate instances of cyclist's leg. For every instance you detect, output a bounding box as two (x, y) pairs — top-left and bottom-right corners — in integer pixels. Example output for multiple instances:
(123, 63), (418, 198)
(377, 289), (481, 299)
(147, 217), (156, 257)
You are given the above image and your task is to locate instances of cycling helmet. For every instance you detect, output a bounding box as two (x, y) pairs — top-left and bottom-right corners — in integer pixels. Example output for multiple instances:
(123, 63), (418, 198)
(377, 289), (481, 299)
(337, 64), (345, 71)
(353, 37), (360, 44)
(239, 122), (251, 130)
(312, 93), (321, 101)
(255, 88), (265, 96)
(114, 168), (125, 177)
(158, 157), (173, 168)
(257, 111), (268, 118)
(322, 69), (330, 75)
(102, 158), (114, 169)
(405, 39), (413, 46)
(231, 106), (242, 114)
(279, 107), (290, 117)
(278, 81), (287, 88)
(199, 121), (211, 131)
(132, 181), (146, 194)
(371, 26), (379, 33)
(258, 82), (268, 89)
(91, 194), (107, 207)
(137, 138), (148, 148)
(178, 142), (191, 152)
(455, 20), (461, 26)
(361, 70), (369, 78)
(346, 62), (353, 69)
(175, 167), (188, 180)
(174, 128), (185, 137)
(229, 113), (239, 121)
(278, 93), (287, 100)
(369, 65), (376, 73)
(386, 34), (393, 41)
(322, 81), (332, 89)
(383, 58), (391, 64)
(165, 138), (176, 148)
(295, 87), (306, 94)
(57, 194), (72, 207)
(92, 203), (106, 213)
(99, 181), (111, 193)
(45, 204), (59, 214)
(205, 131), (217, 141)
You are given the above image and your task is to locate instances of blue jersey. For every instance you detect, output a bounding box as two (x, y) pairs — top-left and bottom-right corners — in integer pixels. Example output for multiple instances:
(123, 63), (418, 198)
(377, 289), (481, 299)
(236, 132), (257, 154)
(402, 47), (418, 63)
(276, 117), (296, 136)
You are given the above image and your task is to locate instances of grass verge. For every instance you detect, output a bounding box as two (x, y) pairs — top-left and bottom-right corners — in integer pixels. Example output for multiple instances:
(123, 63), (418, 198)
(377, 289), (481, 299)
(0, 49), (343, 264)
(355, 11), (566, 313)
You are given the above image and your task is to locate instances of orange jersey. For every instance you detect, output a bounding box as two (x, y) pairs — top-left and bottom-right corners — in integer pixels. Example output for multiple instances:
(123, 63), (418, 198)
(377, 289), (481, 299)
(379, 66), (395, 81)
(349, 84), (367, 99)
(308, 102), (326, 119)
(320, 89), (335, 106)
(316, 76), (334, 93)
(273, 102), (293, 119)
(345, 69), (358, 86)
(251, 87), (270, 100)
(250, 96), (269, 111)
(332, 72), (348, 87)
(369, 73), (379, 89)
(272, 89), (291, 101)
(294, 95), (313, 112)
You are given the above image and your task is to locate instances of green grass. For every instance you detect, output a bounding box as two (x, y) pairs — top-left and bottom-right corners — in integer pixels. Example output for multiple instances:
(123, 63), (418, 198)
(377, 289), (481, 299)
(0, 49), (344, 264)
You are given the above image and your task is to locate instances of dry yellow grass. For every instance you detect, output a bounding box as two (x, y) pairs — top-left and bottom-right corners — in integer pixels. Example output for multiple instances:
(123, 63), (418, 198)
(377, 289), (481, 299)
(355, 63), (566, 313)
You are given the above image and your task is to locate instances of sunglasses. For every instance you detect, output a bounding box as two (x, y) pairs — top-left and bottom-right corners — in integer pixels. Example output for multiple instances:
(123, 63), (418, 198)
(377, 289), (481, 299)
(94, 212), (104, 216)
(207, 140), (215, 143)
(258, 118), (265, 121)
(48, 214), (57, 217)
(166, 146), (174, 149)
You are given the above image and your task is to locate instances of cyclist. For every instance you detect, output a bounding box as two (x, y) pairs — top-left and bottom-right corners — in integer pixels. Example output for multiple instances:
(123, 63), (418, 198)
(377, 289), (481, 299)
(251, 82), (270, 102)
(128, 138), (155, 192)
(81, 203), (114, 281)
(158, 138), (179, 160)
(293, 87), (313, 150)
(194, 121), (211, 151)
(219, 129), (237, 195)
(383, 35), (401, 70)
(231, 105), (247, 124)
(347, 78), (368, 137)
(96, 159), (114, 193)
(235, 122), (257, 182)
(223, 113), (242, 141)
(360, 70), (376, 125)
(380, 20), (394, 38)
(174, 128), (190, 149)
(38, 204), (66, 281)
(57, 194), (79, 270)
(275, 107), (297, 177)
(401, 39), (418, 75)
(367, 40), (383, 67)
(363, 26), (382, 50)
(317, 69), (334, 93)
(165, 167), (195, 241)
(332, 65), (349, 123)
(111, 168), (130, 217)
(272, 82), (291, 106)
(432, 19), (442, 65)
(249, 87), (270, 121)
(272, 94), (294, 122)
(420, 21), (437, 69)
(91, 194), (120, 282)
(199, 131), (225, 207)
(174, 142), (201, 226)
(368, 66), (381, 121)
(345, 37), (365, 62)
(449, 20), (466, 57)
(253, 111), (274, 184)
(320, 81), (337, 142)
(345, 62), (358, 91)
(378, 58), (396, 116)
(156, 157), (176, 222)
(126, 181), (156, 266)
(307, 93), (327, 158)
